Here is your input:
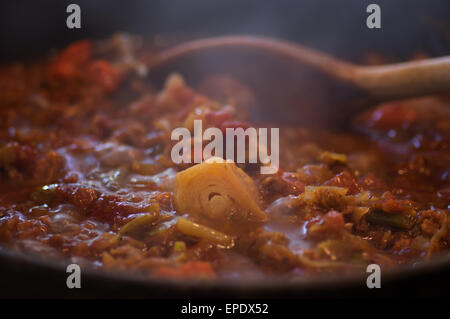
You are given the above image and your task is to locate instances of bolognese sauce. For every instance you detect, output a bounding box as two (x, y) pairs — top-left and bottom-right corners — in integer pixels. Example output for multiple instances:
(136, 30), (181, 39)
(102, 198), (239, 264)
(0, 35), (448, 280)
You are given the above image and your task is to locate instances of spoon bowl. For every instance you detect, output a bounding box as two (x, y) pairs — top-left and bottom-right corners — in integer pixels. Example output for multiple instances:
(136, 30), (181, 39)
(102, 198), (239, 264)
(147, 36), (450, 128)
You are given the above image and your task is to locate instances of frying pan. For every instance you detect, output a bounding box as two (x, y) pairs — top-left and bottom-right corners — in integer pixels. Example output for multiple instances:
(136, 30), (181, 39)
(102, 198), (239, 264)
(0, 0), (449, 298)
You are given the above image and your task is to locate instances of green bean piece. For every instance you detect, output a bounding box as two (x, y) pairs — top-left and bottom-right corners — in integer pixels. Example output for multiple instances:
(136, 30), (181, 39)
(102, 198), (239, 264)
(119, 213), (158, 235)
(366, 211), (416, 229)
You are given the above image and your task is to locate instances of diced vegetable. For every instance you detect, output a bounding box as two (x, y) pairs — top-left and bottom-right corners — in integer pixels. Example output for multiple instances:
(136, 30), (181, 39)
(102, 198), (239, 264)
(176, 217), (234, 247)
(368, 102), (418, 130)
(318, 151), (347, 164)
(49, 40), (92, 79)
(308, 210), (345, 237)
(147, 202), (160, 214)
(119, 213), (158, 235)
(88, 60), (122, 93)
(366, 210), (416, 229)
(352, 207), (370, 224)
(318, 239), (364, 262)
(147, 224), (170, 237)
(304, 186), (348, 199)
(302, 186), (348, 209)
(174, 241), (186, 253)
(353, 191), (373, 205)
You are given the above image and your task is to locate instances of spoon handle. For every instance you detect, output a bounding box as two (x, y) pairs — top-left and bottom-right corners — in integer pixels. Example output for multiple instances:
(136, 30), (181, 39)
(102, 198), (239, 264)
(150, 35), (450, 102)
(354, 57), (450, 100)
(149, 35), (354, 75)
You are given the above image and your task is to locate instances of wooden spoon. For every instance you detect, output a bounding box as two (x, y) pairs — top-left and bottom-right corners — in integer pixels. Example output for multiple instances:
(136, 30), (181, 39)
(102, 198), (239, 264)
(147, 35), (450, 127)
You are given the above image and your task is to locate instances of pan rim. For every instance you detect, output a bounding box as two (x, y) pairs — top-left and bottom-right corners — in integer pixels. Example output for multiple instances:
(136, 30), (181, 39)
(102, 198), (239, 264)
(1, 244), (449, 296)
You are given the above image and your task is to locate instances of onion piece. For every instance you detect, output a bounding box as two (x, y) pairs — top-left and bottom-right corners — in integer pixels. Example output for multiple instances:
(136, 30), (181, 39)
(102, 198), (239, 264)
(174, 157), (266, 233)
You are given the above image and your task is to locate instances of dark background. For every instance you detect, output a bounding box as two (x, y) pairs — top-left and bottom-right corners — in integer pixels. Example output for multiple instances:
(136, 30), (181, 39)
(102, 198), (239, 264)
(0, 0), (449, 62)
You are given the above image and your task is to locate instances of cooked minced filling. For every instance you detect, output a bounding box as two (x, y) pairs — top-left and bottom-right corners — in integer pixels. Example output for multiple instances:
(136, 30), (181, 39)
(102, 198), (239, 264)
(0, 36), (448, 280)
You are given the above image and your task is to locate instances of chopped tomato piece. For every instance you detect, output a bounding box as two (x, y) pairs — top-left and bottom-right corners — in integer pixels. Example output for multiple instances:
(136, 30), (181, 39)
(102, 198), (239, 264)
(280, 171), (305, 195)
(88, 60), (122, 93)
(323, 210), (345, 228)
(368, 102), (418, 130)
(49, 40), (92, 79)
(380, 192), (412, 214)
(308, 210), (345, 238)
(325, 171), (360, 194)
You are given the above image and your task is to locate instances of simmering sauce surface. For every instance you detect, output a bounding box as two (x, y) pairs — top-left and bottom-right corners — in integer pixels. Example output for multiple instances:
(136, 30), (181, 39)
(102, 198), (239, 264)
(0, 36), (448, 280)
